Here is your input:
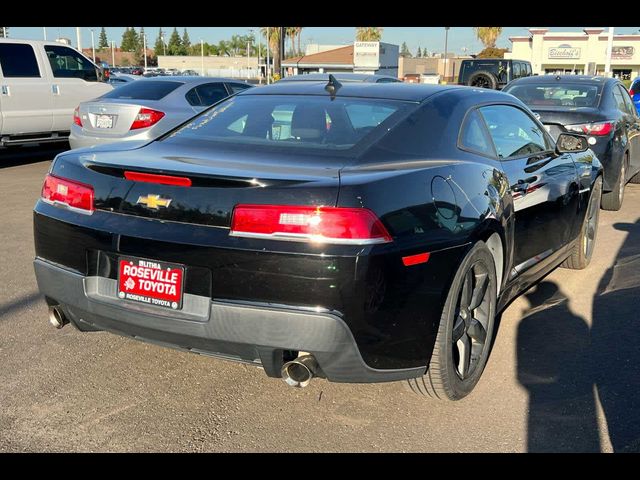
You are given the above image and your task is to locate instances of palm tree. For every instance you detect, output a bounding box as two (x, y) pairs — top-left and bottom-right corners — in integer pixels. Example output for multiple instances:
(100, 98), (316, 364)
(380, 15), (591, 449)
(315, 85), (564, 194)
(355, 27), (383, 42)
(286, 27), (297, 56)
(260, 27), (282, 77)
(295, 27), (303, 56)
(474, 27), (503, 49)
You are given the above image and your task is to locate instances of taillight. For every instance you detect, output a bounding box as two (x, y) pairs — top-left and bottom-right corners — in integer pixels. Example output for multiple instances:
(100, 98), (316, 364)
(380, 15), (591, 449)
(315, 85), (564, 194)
(130, 108), (165, 130)
(566, 121), (613, 136)
(630, 89), (635, 97)
(230, 205), (392, 245)
(73, 106), (82, 127)
(41, 174), (94, 213)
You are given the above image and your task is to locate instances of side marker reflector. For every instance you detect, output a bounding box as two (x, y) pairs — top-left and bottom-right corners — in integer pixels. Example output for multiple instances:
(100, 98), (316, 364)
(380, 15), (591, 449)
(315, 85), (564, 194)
(402, 252), (430, 267)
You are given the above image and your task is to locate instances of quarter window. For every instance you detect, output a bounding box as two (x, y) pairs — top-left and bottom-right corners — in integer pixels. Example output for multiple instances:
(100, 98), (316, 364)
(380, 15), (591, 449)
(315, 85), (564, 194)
(185, 83), (229, 107)
(617, 84), (637, 116)
(459, 110), (495, 157)
(612, 85), (628, 113)
(479, 105), (550, 159)
(44, 45), (98, 81)
(0, 43), (40, 77)
(227, 83), (252, 94)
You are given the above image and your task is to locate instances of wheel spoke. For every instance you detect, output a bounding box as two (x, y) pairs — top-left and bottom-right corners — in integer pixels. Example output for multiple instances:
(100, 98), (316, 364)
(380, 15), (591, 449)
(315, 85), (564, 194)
(469, 271), (489, 310)
(452, 315), (466, 342)
(457, 334), (471, 379)
(467, 318), (487, 345)
(460, 270), (472, 309)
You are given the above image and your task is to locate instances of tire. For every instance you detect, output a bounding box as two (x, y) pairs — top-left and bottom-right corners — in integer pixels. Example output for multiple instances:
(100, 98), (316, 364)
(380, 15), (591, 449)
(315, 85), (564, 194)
(629, 168), (640, 184)
(601, 154), (627, 211)
(467, 71), (498, 90)
(407, 241), (497, 401)
(561, 177), (602, 270)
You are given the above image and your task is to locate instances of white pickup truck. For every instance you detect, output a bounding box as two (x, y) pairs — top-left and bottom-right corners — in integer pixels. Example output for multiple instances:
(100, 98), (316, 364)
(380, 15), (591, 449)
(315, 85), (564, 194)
(0, 38), (112, 147)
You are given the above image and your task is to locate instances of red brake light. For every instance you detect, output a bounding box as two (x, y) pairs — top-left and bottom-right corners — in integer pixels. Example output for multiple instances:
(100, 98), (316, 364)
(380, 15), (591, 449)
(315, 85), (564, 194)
(567, 121), (613, 136)
(130, 108), (165, 130)
(630, 89), (635, 97)
(124, 171), (192, 187)
(230, 205), (392, 245)
(41, 174), (94, 213)
(73, 106), (82, 127)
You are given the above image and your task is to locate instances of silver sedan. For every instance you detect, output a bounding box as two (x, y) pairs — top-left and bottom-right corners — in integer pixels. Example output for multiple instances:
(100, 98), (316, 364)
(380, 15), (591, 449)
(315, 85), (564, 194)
(69, 76), (253, 149)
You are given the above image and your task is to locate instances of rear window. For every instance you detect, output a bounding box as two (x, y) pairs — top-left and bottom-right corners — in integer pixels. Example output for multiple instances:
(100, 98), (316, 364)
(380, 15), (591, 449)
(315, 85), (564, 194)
(162, 94), (413, 153)
(506, 83), (601, 108)
(101, 80), (183, 100)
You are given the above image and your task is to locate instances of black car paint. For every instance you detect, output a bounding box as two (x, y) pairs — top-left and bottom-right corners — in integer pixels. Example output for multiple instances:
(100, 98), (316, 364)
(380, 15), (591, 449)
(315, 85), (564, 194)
(504, 75), (640, 192)
(33, 83), (602, 377)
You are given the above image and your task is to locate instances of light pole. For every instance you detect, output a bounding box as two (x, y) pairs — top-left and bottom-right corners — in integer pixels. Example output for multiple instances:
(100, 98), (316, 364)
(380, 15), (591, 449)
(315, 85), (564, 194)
(161, 34), (166, 56)
(201, 39), (204, 76)
(43, 27), (47, 41)
(266, 27), (271, 84)
(89, 28), (95, 62)
(443, 27), (450, 83)
(142, 31), (148, 71)
(247, 29), (253, 80)
(258, 31), (262, 83)
(76, 27), (82, 52)
(605, 27), (614, 77)
(111, 41), (115, 67)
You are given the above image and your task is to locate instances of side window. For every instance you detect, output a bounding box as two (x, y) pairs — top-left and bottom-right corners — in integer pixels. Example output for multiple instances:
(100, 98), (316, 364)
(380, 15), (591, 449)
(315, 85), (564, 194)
(512, 63), (521, 79)
(618, 85), (636, 116)
(479, 105), (550, 159)
(44, 45), (97, 81)
(459, 109), (496, 157)
(612, 85), (628, 113)
(193, 83), (228, 106)
(227, 83), (252, 94)
(525, 63), (532, 76)
(185, 87), (201, 106)
(0, 43), (41, 78)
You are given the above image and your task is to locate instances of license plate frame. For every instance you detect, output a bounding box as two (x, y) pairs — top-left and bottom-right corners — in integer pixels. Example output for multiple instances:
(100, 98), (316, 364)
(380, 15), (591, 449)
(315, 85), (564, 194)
(95, 114), (114, 129)
(117, 256), (185, 310)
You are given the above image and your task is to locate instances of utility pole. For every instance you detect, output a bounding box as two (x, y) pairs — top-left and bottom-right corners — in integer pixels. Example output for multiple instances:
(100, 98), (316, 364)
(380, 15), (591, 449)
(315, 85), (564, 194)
(247, 29), (253, 80)
(76, 27), (82, 52)
(605, 27), (615, 77)
(111, 41), (115, 67)
(43, 27), (47, 41)
(89, 28), (95, 62)
(143, 32), (148, 71)
(443, 27), (450, 83)
(279, 27), (285, 78)
(266, 27), (270, 84)
(258, 32), (262, 83)
(201, 39), (204, 76)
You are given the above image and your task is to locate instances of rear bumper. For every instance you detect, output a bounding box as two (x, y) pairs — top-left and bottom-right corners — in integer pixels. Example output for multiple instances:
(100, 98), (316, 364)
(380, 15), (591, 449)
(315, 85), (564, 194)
(34, 258), (426, 383)
(69, 125), (154, 150)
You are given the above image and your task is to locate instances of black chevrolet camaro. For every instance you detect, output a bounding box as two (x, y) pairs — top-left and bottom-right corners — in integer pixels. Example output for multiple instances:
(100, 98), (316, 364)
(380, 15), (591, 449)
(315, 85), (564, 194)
(34, 79), (603, 400)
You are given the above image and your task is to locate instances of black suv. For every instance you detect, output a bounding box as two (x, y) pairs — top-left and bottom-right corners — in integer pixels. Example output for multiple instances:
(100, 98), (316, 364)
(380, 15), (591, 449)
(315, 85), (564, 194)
(458, 59), (532, 90)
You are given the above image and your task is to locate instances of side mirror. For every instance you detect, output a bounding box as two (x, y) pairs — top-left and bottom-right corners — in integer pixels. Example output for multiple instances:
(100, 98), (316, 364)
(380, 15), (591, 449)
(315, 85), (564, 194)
(556, 132), (589, 154)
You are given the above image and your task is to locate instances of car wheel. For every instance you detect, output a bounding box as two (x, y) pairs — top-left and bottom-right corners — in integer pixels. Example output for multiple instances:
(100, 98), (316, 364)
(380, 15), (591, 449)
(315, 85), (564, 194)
(561, 176), (602, 270)
(467, 71), (498, 90)
(601, 154), (627, 211)
(629, 166), (640, 184)
(407, 241), (497, 400)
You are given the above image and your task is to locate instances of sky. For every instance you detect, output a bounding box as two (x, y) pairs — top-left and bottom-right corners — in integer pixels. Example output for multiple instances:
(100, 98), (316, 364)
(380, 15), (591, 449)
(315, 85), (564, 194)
(7, 26), (640, 56)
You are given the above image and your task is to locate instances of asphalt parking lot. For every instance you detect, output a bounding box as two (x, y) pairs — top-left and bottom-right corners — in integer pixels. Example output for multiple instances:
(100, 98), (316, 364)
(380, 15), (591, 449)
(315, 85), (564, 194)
(1, 145), (640, 452)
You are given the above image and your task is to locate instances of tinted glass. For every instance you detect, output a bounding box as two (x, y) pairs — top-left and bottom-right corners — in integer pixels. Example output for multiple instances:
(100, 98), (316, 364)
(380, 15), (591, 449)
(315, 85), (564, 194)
(0, 43), (40, 77)
(513, 63), (521, 78)
(612, 85), (628, 112)
(163, 94), (411, 152)
(617, 85), (636, 115)
(506, 83), (601, 108)
(480, 105), (549, 159)
(44, 45), (97, 81)
(194, 83), (228, 106)
(460, 110), (495, 157)
(102, 80), (183, 100)
(228, 83), (252, 93)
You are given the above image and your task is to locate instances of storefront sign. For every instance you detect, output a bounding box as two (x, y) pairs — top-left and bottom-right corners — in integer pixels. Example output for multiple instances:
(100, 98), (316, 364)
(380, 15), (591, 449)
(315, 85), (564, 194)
(548, 47), (581, 59)
(354, 42), (380, 68)
(612, 46), (634, 59)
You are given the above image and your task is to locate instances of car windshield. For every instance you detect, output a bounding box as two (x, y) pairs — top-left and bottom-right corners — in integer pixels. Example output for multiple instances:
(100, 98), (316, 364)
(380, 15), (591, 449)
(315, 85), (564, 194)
(161, 94), (414, 153)
(506, 84), (601, 108)
(101, 80), (183, 100)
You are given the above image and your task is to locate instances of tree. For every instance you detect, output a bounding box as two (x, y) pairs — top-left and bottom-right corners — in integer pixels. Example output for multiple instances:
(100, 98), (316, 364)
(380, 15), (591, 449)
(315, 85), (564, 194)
(98, 27), (109, 49)
(167, 27), (183, 56)
(355, 27), (383, 42)
(474, 27), (503, 49)
(154, 28), (166, 56)
(416, 46), (422, 58)
(476, 47), (509, 58)
(120, 27), (139, 53)
(295, 27), (303, 56)
(0, 27), (8, 38)
(260, 27), (282, 78)
(400, 42), (411, 58)
(182, 28), (191, 53)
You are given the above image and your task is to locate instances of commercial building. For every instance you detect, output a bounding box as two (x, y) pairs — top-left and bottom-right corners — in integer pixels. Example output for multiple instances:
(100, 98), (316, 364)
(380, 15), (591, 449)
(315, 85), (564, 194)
(282, 42), (399, 77)
(506, 28), (640, 79)
(157, 55), (259, 78)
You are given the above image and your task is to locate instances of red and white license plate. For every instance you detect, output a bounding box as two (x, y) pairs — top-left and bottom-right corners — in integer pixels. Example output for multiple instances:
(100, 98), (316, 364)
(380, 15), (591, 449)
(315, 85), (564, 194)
(117, 257), (184, 310)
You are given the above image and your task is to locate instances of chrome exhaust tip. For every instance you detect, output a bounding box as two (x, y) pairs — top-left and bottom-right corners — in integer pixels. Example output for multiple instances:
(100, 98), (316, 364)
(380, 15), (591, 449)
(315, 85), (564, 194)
(281, 355), (318, 388)
(48, 306), (69, 329)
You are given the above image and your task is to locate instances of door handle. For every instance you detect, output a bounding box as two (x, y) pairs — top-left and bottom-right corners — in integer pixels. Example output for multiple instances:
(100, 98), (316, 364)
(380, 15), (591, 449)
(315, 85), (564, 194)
(52, 84), (59, 95)
(1, 85), (8, 95)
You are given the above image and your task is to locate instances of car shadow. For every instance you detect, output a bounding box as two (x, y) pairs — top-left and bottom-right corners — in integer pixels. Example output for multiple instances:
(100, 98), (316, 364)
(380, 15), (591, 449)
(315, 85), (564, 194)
(0, 143), (69, 169)
(516, 219), (640, 452)
(0, 291), (43, 320)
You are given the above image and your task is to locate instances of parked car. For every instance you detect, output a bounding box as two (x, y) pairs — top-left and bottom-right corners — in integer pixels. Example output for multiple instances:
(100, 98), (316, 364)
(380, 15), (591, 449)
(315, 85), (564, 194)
(181, 69), (200, 76)
(107, 73), (140, 87)
(458, 58), (532, 89)
(629, 77), (640, 114)
(279, 73), (401, 83)
(130, 67), (144, 76)
(35, 80), (602, 400)
(69, 76), (253, 149)
(504, 75), (640, 211)
(0, 38), (112, 148)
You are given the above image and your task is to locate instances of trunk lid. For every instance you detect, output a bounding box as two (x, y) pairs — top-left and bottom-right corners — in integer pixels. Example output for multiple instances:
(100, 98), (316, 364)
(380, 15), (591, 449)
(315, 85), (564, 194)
(529, 106), (608, 140)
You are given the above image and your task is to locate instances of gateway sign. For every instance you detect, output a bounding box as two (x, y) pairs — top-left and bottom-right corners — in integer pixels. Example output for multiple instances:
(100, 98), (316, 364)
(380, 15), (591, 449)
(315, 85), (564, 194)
(354, 42), (380, 68)
(548, 47), (581, 59)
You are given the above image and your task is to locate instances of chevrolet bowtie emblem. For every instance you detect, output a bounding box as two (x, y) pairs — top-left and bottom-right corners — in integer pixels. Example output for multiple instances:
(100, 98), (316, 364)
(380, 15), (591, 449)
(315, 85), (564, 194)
(136, 194), (172, 210)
